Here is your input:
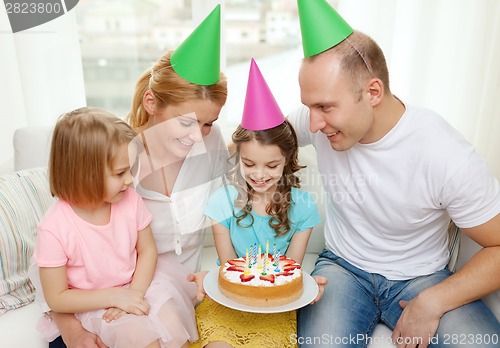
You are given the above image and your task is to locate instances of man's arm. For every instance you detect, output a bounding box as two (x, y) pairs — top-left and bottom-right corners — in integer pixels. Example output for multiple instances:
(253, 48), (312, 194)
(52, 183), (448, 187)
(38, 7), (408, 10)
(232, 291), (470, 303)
(392, 213), (500, 348)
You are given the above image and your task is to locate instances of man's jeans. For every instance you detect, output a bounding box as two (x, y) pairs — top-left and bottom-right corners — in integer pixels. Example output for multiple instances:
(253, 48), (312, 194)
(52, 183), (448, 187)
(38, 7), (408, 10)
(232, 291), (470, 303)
(297, 249), (500, 347)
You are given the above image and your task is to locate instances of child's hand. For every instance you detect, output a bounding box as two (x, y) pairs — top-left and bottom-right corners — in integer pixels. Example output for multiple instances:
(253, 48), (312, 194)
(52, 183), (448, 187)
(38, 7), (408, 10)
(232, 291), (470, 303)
(310, 275), (328, 304)
(112, 288), (150, 315)
(102, 307), (126, 323)
(187, 271), (208, 301)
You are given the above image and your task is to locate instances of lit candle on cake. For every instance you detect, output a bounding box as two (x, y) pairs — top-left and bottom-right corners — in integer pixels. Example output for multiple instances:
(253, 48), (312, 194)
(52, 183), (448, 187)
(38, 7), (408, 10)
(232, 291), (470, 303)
(274, 248), (281, 272)
(257, 244), (263, 269)
(248, 244), (253, 268)
(252, 243), (257, 264)
(244, 249), (250, 274)
(273, 243), (277, 266)
(262, 243), (268, 275)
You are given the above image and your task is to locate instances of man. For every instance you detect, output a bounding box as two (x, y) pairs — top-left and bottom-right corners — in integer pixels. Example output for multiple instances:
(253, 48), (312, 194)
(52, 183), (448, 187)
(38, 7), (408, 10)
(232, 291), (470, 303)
(290, 1), (500, 347)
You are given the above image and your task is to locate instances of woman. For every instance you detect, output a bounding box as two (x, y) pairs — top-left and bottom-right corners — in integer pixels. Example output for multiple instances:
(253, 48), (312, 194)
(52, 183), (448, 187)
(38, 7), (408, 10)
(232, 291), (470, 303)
(128, 49), (228, 274)
(45, 5), (228, 347)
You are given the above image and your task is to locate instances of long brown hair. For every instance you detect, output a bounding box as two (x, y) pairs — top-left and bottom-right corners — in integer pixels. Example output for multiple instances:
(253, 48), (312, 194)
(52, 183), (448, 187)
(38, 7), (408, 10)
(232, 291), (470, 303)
(229, 120), (305, 236)
(126, 51), (228, 129)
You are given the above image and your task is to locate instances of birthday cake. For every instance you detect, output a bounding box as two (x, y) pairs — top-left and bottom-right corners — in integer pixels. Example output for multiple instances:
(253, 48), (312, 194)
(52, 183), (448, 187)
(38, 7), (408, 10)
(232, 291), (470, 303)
(218, 250), (303, 307)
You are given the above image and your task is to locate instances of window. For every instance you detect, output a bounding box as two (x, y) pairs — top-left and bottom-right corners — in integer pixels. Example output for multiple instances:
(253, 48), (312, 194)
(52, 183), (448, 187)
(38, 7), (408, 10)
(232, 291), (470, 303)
(75, 0), (303, 120)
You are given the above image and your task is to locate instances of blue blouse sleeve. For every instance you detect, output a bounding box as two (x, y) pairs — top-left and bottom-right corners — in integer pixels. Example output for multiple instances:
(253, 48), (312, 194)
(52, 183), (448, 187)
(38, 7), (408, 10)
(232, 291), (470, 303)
(290, 189), (321, 232)
(204, 185), (237, 229)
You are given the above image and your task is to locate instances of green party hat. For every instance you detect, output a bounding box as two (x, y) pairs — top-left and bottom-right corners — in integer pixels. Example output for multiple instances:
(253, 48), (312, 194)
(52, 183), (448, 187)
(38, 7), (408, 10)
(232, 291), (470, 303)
(171, 4), (221, 85)
(297, 0), (354, 57)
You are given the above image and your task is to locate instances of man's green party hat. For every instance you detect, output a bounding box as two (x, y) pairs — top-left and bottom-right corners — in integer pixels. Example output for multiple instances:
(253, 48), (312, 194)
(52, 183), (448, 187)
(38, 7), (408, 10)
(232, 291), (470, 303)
(297, 0), (353, 57)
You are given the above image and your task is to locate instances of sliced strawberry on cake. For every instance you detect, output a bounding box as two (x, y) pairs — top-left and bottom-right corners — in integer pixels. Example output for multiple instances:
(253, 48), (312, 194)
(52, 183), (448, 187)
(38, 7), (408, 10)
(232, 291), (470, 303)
(275, 271), (293, 277)
(227, 259), (246, 267)
(259, 274), (275, 283)
(226, 265), (245, 272)
(240, 274), (255, 282)
(283, 264), (301, 272)
(280, 259), (296, 266)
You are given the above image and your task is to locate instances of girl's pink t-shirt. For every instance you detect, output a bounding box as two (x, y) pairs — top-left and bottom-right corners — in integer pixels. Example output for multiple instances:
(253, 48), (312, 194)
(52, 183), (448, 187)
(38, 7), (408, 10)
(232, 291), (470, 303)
(33, 188), (153, 290)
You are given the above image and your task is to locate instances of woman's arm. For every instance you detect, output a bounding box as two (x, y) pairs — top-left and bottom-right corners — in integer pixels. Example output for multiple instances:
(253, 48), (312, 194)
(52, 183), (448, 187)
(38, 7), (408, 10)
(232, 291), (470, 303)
(212, 219), (238, 264)
(285, 228), (312, 264)
(50, 312), (108, 348)
(129, 224), (158, 295)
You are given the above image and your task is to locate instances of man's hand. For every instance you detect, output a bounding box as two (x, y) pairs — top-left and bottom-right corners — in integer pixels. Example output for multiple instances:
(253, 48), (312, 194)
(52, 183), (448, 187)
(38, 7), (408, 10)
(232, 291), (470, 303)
(391, 295), (442, 348)
(187, 271), (208, 301)
(310, 275), (328, 304)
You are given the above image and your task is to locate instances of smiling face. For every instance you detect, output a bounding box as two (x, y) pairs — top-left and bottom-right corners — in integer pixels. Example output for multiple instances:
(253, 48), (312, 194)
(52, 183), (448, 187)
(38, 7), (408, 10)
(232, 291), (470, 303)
(299, 54), (376, 151)
(149, 98), (222, 160)
(239, 139), (286, 195)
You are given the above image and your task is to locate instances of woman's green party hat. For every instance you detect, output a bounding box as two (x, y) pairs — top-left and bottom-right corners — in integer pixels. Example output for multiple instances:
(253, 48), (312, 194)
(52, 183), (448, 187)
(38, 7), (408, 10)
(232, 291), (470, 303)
(171, 5), (221, 85)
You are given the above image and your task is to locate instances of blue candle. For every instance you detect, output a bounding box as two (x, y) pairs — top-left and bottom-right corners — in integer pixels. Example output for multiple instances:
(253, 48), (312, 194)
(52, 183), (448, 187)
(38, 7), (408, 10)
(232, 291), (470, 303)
(274, 249), (281, 272)
(273, 243), (277, 266)
(253, 243), (257, 264)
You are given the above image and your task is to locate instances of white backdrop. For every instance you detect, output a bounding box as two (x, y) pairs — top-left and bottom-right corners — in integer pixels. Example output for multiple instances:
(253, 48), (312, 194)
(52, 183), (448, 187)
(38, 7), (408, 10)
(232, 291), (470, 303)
(337, 0), (500, 178)
(0, 8), (86, 167)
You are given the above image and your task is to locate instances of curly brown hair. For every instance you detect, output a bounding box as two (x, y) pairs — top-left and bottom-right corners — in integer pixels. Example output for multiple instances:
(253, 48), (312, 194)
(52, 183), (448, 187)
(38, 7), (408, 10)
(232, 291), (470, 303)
(229, 119), (305, 236)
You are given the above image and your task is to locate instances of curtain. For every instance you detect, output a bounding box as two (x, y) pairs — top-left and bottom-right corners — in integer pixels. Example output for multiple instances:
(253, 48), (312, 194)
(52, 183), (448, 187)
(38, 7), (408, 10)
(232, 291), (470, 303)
(0, 8), (85, 167)
(338, 0), (500, 179)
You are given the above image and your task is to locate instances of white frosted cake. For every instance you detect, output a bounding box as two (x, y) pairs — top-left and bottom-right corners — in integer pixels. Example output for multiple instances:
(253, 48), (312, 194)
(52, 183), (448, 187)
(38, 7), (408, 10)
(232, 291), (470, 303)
(218, 254), (303, 307)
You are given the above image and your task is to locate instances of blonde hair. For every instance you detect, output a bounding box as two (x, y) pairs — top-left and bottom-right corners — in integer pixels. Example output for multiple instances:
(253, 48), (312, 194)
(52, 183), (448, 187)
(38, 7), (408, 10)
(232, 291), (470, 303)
(126, 51), (228, 129)
(49, 107), (136, 206)
(230, 120), (305, 236)
(307, 30), (390, 100)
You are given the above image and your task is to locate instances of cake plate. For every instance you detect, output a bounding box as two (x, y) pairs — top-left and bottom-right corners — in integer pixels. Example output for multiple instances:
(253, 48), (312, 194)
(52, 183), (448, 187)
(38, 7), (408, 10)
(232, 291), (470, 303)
(203, 268), (319, 313)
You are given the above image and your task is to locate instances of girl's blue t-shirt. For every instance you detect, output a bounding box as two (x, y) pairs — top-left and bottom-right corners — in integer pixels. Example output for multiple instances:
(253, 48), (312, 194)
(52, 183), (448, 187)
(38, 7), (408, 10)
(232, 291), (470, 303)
(205, 185), (321, 259)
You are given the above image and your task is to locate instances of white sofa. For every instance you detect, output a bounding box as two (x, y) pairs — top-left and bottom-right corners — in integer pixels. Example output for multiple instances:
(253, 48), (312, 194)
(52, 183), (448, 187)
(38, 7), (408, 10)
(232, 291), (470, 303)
(1, 126), (499, 348)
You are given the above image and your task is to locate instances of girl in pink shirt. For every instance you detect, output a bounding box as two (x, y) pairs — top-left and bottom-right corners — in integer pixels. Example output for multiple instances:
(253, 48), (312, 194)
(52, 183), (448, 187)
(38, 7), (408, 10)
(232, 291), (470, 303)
(33, 107), (198, 348)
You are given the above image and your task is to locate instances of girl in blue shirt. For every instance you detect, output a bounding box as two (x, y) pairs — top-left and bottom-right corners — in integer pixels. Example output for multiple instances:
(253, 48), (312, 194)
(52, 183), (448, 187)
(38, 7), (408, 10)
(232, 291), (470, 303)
(207, 119), (320, 265)
(196, 119), (321, 347)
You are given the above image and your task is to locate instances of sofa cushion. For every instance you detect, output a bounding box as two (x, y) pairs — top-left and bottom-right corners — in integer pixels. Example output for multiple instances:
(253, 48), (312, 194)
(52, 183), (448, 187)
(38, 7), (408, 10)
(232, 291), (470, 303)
(13, 126), (53, 171)
(0, 167), (54, 315)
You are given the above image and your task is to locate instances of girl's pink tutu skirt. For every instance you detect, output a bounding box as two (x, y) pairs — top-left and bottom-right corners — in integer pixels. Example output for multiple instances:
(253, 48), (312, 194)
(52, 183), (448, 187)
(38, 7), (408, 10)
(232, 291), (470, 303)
(38, 255), (199, 348)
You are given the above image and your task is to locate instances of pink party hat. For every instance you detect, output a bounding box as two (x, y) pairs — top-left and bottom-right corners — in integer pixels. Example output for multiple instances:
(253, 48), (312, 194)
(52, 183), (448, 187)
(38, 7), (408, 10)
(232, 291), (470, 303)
(241, 59), (285, 131)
